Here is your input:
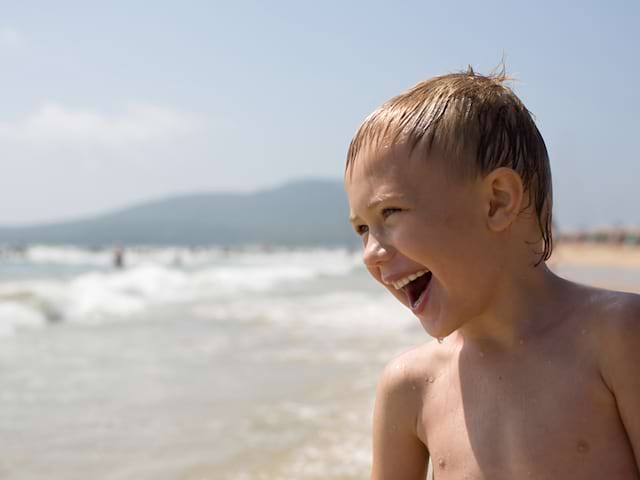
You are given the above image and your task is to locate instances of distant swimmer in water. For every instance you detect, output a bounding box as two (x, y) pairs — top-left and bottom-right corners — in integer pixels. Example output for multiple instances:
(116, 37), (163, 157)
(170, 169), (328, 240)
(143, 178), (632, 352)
(113, 246), (125, 269)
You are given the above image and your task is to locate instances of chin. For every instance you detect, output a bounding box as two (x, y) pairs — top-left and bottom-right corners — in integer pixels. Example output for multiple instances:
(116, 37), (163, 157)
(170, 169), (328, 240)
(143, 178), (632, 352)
(416, 311), (462, 340)
(421, 324), (454, 340)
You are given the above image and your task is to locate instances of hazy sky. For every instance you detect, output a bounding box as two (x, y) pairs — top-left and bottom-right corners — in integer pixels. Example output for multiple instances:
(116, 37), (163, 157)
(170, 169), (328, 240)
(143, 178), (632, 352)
(1, 1), (638, 229)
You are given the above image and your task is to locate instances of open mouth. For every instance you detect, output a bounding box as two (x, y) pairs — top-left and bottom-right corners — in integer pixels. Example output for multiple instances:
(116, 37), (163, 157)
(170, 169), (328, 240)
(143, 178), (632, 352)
(403, 271), (432, 310)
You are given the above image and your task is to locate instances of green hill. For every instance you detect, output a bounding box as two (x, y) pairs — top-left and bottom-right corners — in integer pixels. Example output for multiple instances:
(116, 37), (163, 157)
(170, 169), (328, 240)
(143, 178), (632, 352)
(0, 179), (358, 247)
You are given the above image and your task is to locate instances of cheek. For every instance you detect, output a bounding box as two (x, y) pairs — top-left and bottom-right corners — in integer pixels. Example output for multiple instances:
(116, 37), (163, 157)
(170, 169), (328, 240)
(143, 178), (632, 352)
(430, 246), (501, 323)
(405, 223), (494, 313)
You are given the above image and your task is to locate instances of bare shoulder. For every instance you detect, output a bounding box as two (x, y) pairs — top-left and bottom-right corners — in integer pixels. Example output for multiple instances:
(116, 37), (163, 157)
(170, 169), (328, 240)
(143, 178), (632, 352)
(379, 340), (444, 393)
(375, 339), (447, 420)
(579, 287), (640, 388)
(372, 343), (433, 479)
(578, 287), (640, 460)
(582, 287), (640, 341)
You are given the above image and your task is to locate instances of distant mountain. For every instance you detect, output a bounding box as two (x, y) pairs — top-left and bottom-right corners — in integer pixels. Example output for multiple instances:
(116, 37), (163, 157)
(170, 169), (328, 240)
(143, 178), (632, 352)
(0, 179), (359, 247)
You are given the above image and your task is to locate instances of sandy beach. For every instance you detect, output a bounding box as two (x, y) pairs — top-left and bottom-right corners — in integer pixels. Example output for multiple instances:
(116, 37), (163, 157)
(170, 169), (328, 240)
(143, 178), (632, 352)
(552, 242), (640, 270)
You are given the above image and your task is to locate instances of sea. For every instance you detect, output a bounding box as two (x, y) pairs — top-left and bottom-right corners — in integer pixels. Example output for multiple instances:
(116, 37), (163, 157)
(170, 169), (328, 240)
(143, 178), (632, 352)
(1, 245), (638, 480)
(0, 246), (420, 480)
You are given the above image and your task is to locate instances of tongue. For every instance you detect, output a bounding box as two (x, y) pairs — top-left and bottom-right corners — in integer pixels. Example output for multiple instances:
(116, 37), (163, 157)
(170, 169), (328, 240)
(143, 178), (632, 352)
(405, 272), (431, 308)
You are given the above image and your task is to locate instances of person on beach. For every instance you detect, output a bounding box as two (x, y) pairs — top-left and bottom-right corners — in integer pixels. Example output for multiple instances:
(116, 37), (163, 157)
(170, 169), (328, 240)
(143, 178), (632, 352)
(345, 68), (640, 479)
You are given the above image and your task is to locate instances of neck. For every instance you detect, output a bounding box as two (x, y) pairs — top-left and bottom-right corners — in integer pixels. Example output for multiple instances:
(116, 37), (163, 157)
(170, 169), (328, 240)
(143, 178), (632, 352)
(453, 263), (575, 352)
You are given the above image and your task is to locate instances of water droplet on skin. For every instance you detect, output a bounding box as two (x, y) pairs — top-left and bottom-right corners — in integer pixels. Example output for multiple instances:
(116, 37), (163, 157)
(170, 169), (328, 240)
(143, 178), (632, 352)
(479, 351), (485, 357)
(426, 376), (435, 383)
(438, 458), (446, 469)
(519, 339), (524, 345)
(412, 385), (416, 390)
(577, 440), (589, 453)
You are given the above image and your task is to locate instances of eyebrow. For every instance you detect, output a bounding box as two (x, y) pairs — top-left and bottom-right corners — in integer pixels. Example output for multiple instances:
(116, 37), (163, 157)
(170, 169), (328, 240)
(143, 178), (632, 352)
(349, 195), (403, 224)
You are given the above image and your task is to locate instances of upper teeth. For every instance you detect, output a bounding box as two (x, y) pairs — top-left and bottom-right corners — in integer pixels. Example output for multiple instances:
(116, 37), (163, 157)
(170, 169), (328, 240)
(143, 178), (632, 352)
(391, 270), (429, 290)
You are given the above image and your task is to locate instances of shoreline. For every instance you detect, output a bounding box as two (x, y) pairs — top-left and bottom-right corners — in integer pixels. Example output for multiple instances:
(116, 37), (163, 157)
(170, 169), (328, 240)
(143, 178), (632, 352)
(551, 242), (640, 269)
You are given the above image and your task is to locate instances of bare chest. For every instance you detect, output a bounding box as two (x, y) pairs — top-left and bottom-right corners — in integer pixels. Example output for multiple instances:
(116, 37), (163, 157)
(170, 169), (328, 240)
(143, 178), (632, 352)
(418, 348), (637, 479)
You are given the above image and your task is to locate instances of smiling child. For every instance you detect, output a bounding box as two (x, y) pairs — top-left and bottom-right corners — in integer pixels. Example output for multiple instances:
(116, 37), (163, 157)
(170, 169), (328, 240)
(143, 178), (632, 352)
(345, 68), (640, 479)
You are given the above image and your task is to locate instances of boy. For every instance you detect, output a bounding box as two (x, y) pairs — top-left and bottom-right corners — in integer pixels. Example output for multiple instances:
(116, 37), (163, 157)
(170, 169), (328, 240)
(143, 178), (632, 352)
(345, 69), (640, 479)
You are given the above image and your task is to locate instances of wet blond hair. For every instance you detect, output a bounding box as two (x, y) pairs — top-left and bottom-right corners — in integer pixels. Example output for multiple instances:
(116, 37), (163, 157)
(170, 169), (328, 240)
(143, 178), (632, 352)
(345, 67), (553, 264)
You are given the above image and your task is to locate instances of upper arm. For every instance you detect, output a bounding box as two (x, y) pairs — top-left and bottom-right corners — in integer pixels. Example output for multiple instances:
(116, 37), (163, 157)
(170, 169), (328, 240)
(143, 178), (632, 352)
(371, 357), (429, 480)
(599, 295), (640, 470)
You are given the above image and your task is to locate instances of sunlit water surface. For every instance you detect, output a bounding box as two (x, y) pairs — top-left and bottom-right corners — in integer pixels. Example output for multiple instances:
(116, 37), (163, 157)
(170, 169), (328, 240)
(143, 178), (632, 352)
(0, 246), (637, 479)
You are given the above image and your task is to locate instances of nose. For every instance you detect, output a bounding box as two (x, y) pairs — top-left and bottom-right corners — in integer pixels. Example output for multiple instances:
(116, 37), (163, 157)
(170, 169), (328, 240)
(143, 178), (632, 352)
(362, 233), (394, 267)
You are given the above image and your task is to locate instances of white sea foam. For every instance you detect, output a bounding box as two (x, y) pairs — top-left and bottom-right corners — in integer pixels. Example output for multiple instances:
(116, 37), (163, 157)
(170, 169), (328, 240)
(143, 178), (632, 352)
(15, 245), (361, 270)
(191, 290), (415, 336)
(0, 301), (48, 336)
(24, 245), (113, 266)
(0, 247), (367, 331)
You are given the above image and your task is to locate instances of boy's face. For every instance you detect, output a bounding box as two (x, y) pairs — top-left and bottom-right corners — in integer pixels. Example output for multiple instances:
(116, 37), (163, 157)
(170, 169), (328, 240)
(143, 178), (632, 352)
(345, 142), (500, 338)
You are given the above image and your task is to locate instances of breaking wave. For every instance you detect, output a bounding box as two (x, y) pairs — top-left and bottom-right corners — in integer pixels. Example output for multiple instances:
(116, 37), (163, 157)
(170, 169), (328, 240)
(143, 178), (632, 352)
(0, 246), (367, 335)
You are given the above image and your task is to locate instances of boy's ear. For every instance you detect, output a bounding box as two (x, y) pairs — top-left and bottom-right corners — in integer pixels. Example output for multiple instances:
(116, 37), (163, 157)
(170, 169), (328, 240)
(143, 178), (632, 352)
(484, 167), (524, 232)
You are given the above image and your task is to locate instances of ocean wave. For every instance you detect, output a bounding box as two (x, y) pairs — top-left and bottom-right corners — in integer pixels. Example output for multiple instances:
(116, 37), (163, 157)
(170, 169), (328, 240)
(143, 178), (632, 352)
(191, 290), (415, 336)
(0, 248), (366, 334)
(7, 245), (361, 269)
(0, 301), (49, 336)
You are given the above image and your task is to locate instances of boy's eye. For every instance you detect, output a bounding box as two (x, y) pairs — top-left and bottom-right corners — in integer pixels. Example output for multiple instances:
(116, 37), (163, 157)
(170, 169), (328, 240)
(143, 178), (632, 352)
(382, 207), (401, 218)
(355, 225), (369, 236)
(354, 208), (400, 236)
